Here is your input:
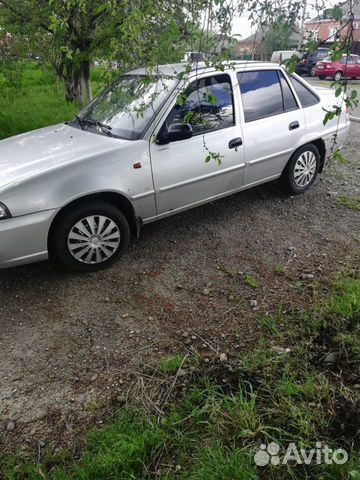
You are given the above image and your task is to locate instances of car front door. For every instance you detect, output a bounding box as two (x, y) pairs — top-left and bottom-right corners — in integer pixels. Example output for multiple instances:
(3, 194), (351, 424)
(149, 73), (245, 216)
(236, 69), (306, 186)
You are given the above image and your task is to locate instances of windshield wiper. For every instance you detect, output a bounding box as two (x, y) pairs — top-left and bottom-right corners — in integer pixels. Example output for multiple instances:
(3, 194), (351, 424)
(81, 118), (113, 134)
(75, 115), (84, 130)
(97, 121), (112, 131)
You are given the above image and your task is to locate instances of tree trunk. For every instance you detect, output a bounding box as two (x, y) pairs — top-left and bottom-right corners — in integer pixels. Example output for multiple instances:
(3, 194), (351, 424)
(65, 62), (84, 104)
(82, 59), (92, 101)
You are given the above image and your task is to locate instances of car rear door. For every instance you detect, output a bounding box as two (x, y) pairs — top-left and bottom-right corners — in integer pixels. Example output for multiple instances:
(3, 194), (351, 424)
(355, 56), (360, 77)
(149, 72), (245, 216)
(347, 56), (360, 77)
(236, 69), (306, 186)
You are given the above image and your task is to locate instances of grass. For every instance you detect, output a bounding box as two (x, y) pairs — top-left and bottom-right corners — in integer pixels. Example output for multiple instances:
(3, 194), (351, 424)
(159, 355), (186, 373)
(334, 196), (360, 212)
(274, 264), (286, 275)
(0, 62), (105, 140)
(244, 274), (260, 289)
(1, 271), (359, 479)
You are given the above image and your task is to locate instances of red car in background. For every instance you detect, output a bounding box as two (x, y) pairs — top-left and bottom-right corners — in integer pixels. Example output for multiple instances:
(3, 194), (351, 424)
(315, 55), (360, 81)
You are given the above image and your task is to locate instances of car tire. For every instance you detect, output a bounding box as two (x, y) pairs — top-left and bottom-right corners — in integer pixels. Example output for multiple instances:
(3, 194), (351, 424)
(319, 75), (326, 79)
(281, 144), (320, 194)
(51, 201), (131, 272)
(310, 66), (316, 76)
(333, 71), (342, 81)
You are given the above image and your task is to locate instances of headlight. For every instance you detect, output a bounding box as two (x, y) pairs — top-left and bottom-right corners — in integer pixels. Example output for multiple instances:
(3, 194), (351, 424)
(0, 202), (11, 220)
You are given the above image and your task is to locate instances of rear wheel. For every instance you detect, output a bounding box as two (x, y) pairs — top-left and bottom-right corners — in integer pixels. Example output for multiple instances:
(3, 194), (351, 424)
(319, 75), (326, 80)
(333, 71), (342, 81)
(310, 66), (316, 76)
(51, 201), (131, 272)
(282, 144), (320, 194)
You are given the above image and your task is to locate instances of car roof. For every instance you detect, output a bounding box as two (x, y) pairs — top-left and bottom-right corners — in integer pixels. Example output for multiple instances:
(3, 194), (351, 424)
(128, 61), (281, 77)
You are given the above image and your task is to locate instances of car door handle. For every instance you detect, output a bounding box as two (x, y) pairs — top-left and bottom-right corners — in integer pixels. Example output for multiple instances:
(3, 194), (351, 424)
(289, 121), (300, 130)
(229, 137), (243, 149)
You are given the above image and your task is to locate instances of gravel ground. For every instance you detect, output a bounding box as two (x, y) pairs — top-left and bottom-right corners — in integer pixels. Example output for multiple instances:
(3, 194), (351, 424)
(0, 124), (359, 452)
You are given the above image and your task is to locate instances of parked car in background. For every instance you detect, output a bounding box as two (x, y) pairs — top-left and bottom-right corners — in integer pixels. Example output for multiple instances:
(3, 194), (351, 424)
(315, 54), (360, 80)
(271, 50), (302, 64)
(182, 52), (206, 62)
(0, 62), (350, 272)
(296, 48), (331, 76)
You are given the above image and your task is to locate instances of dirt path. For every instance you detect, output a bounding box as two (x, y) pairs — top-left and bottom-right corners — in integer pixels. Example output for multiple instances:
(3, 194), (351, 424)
(1, 124), (359, 451)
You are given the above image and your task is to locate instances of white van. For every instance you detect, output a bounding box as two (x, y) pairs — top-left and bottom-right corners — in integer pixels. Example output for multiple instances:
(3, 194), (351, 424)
(271, 50), (302, 64)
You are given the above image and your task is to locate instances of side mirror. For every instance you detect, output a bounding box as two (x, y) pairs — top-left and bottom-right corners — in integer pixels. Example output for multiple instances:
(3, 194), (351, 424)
(167, 123), (193, 142)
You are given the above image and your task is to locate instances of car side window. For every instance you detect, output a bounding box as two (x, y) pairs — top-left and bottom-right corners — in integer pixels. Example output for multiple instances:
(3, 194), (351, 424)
(165, 74), (235, 135)
(237, 70), (295, 122)
(278, 72), (298, 111)
(341, 56), (353, 64)
(289, 76), (320, 108)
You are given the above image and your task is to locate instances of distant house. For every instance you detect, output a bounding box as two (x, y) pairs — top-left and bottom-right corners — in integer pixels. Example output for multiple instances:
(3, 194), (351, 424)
(304, 0), (360, 54)
(235, 29), (301, 60)
(235, 30), (266, 60)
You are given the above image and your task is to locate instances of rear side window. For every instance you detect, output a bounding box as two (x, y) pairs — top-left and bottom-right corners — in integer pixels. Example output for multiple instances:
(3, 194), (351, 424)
(317, 50), (329, 59)
(279, 72), (298, 111)
(237, 70), (298, 122)
(341, 56), (354, 64)
(289, 76), (319, 108)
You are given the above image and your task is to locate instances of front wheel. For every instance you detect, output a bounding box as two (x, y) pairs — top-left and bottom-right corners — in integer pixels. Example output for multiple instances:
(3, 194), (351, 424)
(333, 71), (342, 81)
(318, 75), (326, 80)
(51, 201), (131, 272)
(282, 144), (320, 194)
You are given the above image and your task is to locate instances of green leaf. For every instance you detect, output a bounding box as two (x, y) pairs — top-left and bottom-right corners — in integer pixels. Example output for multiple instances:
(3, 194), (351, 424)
(94, 4), (108, 16)
(207, 93), (218, 106)
(349, 471), (360, 480)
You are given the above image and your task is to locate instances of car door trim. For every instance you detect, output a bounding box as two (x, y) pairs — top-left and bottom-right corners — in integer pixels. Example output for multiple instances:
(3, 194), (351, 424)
(247, 147), (294, 166)
(157, 162), (245, 193)
(131, 190), (155, 200)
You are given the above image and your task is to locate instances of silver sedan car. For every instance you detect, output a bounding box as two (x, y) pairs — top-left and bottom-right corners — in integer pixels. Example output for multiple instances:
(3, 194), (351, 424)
(0, 62), (350, 271)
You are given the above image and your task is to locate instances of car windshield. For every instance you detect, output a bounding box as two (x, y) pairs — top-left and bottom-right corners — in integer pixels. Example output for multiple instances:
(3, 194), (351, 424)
(76, 74), (175, 140)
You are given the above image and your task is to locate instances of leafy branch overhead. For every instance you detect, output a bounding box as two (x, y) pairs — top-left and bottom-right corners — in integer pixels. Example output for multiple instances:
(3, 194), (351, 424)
(0, 0), (358, 161)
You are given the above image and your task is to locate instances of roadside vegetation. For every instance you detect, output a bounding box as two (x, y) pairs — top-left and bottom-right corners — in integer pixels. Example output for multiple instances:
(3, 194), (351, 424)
(0, 63), (105, 140)
(1, 270), (359, 479)
(334, 196), (360, 212)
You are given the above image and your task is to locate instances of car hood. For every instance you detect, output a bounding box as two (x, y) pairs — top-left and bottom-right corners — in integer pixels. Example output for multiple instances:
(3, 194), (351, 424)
(0, 123), (129, 189)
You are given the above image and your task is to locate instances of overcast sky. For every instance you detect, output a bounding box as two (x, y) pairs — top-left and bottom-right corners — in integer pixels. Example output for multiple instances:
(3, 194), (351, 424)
(231, 1), (339, 39)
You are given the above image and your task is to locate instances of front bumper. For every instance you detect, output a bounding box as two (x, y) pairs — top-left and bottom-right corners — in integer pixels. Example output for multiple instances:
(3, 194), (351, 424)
(0, 209), (57, 268)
